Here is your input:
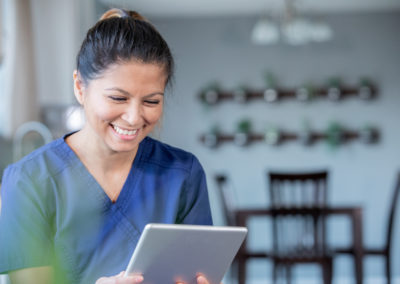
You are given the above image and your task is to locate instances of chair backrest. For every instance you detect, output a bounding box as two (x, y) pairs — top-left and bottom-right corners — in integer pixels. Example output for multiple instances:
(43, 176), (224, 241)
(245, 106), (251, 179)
(269, 171), (328, 208)
(214, 174), (237, 226)
(385, 172), (400, 253)
(267, 170), (329, 256)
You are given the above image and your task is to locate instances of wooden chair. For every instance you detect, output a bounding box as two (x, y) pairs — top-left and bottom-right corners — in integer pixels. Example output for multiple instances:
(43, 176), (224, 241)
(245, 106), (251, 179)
(364, 172), (400, 284)
(267, 170), (333, 284)
(214, 174), (267, 284)
(336, 172), (400, 284)
(214, 175), (236, 226)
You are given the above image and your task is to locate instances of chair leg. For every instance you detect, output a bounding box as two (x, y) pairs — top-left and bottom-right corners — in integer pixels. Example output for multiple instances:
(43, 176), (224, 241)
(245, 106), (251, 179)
(238, 258), (246, 284)
(230, 260), (238, 284)
(322, 259), (333, 284)
(272, 262), (278, 284)
(273, 263), (289, 284)
(386, 256), (391, 284)
(285, 265), (292, 284)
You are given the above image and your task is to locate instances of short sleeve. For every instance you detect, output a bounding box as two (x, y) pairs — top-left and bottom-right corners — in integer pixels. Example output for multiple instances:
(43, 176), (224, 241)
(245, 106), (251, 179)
(176, 156), (213, 225)
(0, 165), (54, 274)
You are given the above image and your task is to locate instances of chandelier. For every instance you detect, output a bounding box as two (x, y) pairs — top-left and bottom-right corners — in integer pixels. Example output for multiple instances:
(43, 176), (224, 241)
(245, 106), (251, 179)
(251, 0), (333, 45)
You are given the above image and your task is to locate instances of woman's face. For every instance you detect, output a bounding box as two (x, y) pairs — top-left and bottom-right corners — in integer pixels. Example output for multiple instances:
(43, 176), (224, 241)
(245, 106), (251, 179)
(74, 60), (166, 154)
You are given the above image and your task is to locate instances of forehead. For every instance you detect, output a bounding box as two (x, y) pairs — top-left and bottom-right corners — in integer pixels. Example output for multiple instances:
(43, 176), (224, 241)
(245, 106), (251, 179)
(88, 60), (168, 90)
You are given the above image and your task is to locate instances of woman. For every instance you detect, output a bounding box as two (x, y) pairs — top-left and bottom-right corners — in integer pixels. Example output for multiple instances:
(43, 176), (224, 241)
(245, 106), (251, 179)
(0, 8), (213, 284)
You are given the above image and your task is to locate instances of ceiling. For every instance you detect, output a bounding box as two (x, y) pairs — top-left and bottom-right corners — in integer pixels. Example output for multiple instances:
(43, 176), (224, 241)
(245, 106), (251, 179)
(99, 0), (400, 17)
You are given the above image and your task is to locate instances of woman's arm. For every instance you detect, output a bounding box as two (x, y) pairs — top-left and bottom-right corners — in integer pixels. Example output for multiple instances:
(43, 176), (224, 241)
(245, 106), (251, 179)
(9, 266), (53, 284)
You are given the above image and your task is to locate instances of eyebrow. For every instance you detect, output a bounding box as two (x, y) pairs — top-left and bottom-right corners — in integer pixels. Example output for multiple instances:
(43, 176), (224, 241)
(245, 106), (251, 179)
(104, 87), (164, 98)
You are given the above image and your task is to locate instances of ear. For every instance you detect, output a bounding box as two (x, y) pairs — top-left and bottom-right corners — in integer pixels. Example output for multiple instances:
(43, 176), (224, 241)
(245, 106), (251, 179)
(73, 70), (85, 105)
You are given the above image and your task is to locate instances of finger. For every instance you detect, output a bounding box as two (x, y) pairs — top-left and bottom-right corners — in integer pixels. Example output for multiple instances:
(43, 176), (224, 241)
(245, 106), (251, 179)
(196, 275), (209, 284)
(119, 274), (144, 284)
(95, 277), (116, 284)
(96, 273), (144, 284)
(131, 275), (144, 283)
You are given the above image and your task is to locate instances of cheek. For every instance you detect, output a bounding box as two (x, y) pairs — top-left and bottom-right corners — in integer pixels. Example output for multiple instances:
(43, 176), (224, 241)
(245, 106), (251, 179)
(85, 101), (119, 123)
(144, 106), (163, 124)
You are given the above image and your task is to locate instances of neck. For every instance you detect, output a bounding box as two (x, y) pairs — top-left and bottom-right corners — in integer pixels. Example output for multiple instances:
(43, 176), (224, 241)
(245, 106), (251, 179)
(66, 129), (138, 174)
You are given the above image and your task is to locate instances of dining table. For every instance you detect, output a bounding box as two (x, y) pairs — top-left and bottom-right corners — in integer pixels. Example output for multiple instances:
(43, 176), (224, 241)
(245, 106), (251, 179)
(233, 205), (364, 284)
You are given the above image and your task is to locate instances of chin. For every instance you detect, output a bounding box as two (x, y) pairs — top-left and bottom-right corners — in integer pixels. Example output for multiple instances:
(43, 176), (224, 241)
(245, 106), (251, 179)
(105, 140), (137, 153)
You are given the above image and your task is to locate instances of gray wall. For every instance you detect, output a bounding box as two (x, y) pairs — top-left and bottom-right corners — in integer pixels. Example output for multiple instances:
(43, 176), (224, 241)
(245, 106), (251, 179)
(151, 12), (400, 282)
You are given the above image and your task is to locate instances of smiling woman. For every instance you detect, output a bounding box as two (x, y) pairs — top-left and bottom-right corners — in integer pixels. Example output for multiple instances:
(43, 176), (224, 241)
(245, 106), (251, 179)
(0, 8), (213, 284)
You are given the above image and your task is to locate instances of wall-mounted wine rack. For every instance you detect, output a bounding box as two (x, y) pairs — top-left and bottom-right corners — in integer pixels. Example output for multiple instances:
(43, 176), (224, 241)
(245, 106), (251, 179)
(199, 127), (379, 148)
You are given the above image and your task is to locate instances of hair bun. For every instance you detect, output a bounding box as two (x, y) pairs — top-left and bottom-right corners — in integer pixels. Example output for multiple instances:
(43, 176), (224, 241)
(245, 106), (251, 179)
(100, 8), (148, 22)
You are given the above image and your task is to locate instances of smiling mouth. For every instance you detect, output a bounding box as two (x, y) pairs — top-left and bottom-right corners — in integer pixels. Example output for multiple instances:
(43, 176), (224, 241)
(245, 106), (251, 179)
(112, 124), (138, 136)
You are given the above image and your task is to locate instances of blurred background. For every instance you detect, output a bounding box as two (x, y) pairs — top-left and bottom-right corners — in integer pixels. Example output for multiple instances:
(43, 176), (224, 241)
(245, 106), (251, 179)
(0, 0), (399, 283)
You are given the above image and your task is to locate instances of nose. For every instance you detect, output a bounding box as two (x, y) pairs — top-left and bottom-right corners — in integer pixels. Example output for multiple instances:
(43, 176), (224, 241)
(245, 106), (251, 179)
(121, 102), (144, 126)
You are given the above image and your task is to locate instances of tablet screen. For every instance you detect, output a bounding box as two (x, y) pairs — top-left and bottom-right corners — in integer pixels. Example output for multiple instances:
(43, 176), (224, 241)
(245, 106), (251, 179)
(125, 223), (247, 284)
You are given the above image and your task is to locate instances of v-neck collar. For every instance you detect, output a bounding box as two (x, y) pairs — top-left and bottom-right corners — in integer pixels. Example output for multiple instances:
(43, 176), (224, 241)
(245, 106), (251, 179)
(61, 134), (147, 211)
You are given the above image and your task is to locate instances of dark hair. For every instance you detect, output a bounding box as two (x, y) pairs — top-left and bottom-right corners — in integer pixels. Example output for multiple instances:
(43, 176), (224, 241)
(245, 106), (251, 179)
(76, 8), (174, 87)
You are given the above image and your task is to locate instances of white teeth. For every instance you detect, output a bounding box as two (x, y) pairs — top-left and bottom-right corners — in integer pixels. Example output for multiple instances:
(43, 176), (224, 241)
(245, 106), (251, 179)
(113, 125), (138, 136)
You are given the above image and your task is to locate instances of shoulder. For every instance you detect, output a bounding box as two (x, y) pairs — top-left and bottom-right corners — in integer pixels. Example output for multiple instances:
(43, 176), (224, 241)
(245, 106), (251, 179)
(0, 139), (68, 213)
(4, 137), (72, 182)
(140, 137), (202, 173)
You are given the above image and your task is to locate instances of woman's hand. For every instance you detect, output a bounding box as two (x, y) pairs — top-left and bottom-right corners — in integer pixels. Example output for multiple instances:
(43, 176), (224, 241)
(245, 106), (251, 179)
(95, 271), (143, 284)
(195, 275), (211, 284)
(176, 274), (218, 284)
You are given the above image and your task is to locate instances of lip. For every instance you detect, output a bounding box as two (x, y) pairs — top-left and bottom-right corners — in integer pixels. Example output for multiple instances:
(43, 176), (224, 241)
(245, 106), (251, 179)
(110, 124), (140, 141)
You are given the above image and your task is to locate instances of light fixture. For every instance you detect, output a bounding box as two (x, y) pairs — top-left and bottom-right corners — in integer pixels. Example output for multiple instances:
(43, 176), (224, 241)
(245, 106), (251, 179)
(251, 0), (333, 46)
(251, 17), (279, 45)
(282, 17), (313, 45)
(309, 21), (334, 42)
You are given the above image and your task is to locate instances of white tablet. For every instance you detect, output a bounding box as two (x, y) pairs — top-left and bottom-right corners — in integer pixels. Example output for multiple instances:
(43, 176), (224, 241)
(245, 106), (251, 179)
(124, 223), (247, 284)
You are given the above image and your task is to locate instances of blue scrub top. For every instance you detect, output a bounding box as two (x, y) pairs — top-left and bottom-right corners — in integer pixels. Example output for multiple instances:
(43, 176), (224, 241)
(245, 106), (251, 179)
(0, 135), (213, 283)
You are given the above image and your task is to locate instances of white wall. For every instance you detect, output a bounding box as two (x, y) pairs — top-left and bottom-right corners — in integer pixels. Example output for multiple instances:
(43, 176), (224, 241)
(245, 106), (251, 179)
(0, 0), (5, 136)
(0, 0), (92, 138)
(30, 0), (95, 106)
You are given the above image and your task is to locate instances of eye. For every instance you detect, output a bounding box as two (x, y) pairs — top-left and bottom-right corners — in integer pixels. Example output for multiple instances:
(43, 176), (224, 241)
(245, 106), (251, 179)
(109, 96), (127, 102)
(144, 100), (160, 105)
